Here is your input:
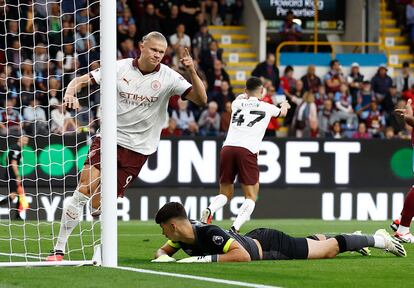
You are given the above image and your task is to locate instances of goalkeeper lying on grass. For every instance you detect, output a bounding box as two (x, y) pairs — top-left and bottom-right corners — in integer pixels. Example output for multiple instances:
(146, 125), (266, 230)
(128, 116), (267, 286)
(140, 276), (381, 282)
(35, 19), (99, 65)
(152, 202), (406, 263)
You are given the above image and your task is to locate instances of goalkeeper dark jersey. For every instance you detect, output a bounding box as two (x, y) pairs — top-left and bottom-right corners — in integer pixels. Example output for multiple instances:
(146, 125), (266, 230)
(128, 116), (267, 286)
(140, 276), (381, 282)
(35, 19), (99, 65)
(167, 222), (260, 260)
(7, 143), (21, 178)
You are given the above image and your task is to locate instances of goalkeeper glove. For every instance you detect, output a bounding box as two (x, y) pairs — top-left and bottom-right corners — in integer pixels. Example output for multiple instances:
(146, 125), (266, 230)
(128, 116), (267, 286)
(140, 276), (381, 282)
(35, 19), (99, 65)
(151, 254), (176, 263)
(177, 255), (218, 263)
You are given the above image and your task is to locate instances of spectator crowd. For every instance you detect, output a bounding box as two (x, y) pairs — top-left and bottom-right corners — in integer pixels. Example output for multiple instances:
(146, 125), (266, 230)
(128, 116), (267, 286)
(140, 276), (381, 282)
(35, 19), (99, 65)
(252, 57), (414, 139)
(0, 0), (413, 140)
(0, 0), (243, 137)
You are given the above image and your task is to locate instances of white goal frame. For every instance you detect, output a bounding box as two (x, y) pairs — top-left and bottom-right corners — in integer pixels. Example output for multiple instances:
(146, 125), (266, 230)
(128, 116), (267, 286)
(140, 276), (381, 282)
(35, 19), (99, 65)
(100, 0), (118, 268)
(0, 0), (117, 267)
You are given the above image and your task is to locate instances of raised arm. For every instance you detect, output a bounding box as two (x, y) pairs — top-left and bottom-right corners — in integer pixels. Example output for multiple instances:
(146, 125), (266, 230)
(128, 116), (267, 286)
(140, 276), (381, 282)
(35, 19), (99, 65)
(63, 73), (94, 109)
(278, 100), (291, 118)
(180, 48), (207, 106)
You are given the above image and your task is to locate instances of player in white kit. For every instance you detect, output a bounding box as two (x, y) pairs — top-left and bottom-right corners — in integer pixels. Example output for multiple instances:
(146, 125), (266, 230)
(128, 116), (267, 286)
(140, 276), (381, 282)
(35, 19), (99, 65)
(200, 77), (290, 232)
(47, 32), (207, 261)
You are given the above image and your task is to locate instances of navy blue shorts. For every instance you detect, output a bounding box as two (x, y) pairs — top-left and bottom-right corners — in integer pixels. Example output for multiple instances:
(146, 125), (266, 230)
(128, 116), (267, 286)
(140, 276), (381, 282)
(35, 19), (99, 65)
(245, 228), (309, 260)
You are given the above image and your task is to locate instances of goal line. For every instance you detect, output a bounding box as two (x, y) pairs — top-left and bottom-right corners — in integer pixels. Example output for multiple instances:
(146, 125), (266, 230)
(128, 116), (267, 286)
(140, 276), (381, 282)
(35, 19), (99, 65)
(116, 265), (282, 288)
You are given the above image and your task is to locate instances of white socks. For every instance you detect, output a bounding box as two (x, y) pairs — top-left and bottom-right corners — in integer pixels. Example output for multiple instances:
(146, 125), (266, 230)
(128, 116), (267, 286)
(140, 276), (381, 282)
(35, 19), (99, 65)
(54, 190), (89, 252)
(208, 194), (228, 214)
(232, 199), (255, 231)
(207, 195), (256, 231)
(397, 225), (410, 235)
(373, 235), (386, 249)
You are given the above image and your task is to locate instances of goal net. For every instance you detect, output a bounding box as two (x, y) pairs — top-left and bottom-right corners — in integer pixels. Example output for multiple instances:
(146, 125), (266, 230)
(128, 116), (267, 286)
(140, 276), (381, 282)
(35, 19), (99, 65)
(0, 0), (102, 266)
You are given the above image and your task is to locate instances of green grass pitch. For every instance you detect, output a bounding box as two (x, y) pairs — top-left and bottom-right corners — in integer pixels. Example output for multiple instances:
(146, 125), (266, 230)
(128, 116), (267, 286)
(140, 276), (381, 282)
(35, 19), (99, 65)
(0, 219), (413, 287)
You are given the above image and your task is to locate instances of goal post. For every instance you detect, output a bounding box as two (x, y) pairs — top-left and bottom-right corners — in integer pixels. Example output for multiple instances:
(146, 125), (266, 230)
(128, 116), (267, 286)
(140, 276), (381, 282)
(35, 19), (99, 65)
(100, 0), (118, 268)
(0, 0), (117, 267)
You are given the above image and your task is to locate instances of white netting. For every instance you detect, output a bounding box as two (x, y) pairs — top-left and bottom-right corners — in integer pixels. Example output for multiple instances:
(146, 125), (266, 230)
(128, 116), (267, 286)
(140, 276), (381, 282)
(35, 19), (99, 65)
(0, 0), (101, 265)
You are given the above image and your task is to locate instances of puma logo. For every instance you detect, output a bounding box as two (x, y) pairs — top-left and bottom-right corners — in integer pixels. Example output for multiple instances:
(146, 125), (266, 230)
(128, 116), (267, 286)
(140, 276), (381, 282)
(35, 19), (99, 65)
(66, 211), (77, 220)
(123, 78), (130, 85)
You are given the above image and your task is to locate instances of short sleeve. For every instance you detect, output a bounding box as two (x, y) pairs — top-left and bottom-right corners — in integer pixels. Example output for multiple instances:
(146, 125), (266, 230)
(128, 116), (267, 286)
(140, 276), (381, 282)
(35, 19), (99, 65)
(167, 240), (181, 249)
(205, 226), (234, 254)
(269, 104), (281, 118)
(170, 71), (192, 100)
(90, 59), (125, 85)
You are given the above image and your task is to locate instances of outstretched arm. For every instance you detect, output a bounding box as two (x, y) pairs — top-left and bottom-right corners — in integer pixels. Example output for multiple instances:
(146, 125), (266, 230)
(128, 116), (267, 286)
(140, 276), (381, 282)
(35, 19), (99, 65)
(180, 48), (207, 106)
(278, 100), (291, 118)
(155, 242), (179, 258)
(152, 242), (179, 263)
(177, 240), (251, 263)
(64, 73), (94, 109)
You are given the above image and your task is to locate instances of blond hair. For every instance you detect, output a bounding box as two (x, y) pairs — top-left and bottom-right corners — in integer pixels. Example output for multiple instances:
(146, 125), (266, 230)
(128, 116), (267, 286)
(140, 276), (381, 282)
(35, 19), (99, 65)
(142, 32), (167, 44)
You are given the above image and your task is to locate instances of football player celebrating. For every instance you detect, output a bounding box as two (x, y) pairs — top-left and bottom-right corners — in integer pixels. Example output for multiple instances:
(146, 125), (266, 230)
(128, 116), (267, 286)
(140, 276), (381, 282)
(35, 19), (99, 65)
(200, 77), (290, 232)
(47, 32), (207, 261)
(391, 98), (414, 242)
(153, 202), (406, 263)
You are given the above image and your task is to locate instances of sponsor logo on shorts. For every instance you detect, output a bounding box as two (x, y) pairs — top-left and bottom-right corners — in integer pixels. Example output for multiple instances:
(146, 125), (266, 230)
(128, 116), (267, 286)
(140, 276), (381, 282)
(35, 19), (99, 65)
(151, 80), (161, 91)
(212, 235), (224, 245)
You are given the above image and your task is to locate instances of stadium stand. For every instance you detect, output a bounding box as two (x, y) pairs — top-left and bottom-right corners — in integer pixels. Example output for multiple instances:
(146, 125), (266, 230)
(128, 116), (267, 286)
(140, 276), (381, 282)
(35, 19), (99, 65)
(381, 0), (414, 67)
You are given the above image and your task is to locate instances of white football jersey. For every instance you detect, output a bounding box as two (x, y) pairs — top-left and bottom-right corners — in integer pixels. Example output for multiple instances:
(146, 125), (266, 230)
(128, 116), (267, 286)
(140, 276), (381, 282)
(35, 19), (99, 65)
(90, 58), (192, 155)
(223, 96), (281, 154)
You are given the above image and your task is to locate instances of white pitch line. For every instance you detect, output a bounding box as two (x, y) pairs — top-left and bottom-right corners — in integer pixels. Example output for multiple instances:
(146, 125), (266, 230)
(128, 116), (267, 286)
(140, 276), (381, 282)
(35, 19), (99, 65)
(116, 266), (281, 288)
(0, 252), (42, 260)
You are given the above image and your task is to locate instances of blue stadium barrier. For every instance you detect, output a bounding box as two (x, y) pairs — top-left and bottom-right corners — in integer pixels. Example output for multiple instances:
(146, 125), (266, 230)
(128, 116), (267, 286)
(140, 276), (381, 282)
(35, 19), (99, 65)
(280, 53), (387, 67)
(280, 53), (332, 66)
(336, 54), (387, 66)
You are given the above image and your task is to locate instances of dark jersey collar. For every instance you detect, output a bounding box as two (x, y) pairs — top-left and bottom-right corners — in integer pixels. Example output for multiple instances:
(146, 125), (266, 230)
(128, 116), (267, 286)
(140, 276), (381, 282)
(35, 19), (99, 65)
(132, 57), (160, 75)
